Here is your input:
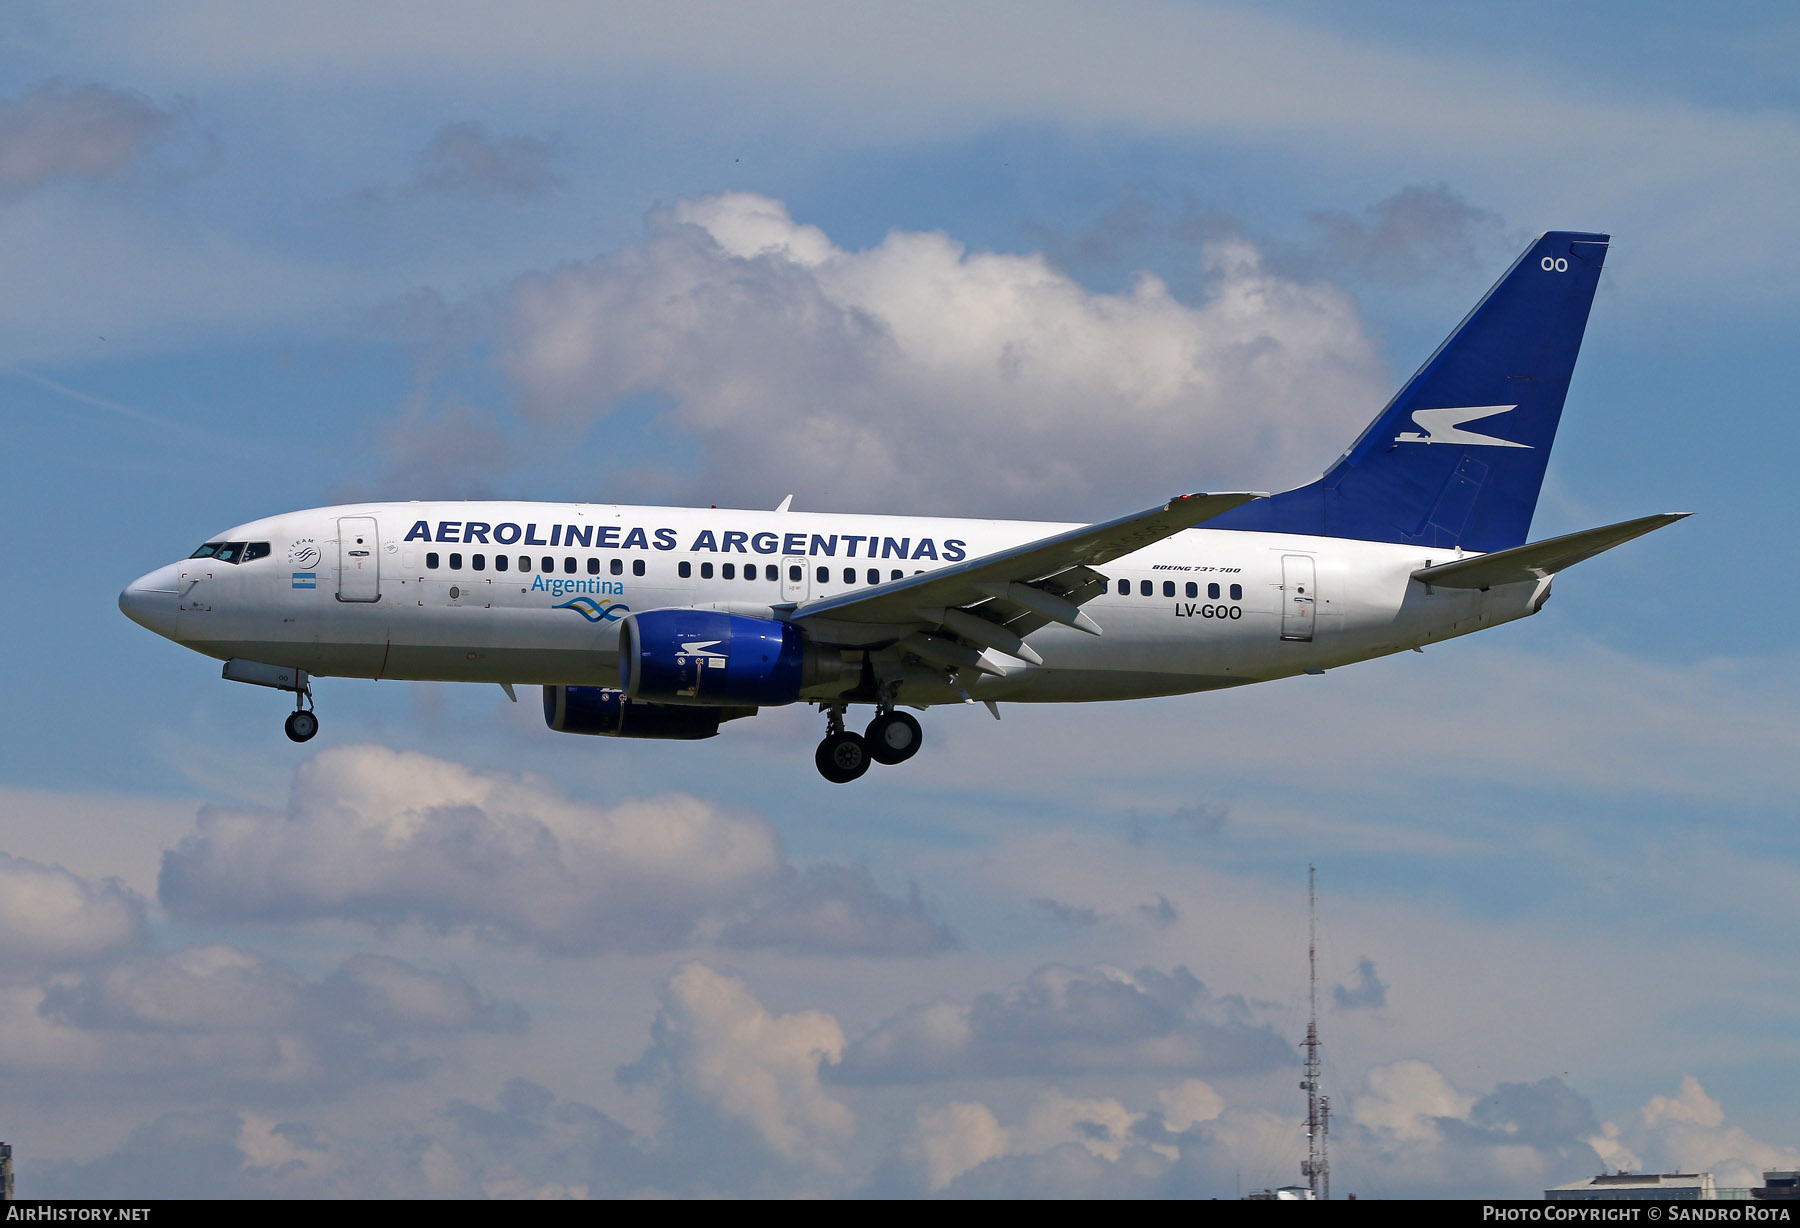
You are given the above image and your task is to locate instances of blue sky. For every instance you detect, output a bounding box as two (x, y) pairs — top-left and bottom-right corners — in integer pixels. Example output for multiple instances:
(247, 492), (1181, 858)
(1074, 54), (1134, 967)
(2, 1), (1796, 1198)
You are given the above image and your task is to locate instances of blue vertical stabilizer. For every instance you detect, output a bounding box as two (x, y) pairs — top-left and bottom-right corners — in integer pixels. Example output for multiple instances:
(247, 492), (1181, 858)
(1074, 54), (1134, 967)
(1207, 232), (1609, 553)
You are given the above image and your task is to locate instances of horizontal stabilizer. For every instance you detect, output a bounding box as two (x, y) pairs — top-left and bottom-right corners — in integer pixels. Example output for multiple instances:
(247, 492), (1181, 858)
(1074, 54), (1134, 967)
(1411, 513), (1688, 590)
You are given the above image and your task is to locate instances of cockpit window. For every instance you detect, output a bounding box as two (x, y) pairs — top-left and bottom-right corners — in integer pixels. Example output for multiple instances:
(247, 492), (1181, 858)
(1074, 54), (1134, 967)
(187, 541), (271, 564)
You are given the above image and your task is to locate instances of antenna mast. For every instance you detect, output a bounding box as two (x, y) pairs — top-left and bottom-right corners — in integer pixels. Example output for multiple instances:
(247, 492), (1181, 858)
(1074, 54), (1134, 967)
(1301, 864), (1330, 1200)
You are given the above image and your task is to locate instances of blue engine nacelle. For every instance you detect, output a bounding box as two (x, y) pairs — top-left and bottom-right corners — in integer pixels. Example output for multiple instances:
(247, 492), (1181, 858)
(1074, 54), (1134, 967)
(621, 610), (836, 707)
(542, 685), (751, 740)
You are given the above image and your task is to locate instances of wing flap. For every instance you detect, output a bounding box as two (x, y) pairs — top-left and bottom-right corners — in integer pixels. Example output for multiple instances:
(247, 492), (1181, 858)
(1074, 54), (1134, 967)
(979, 567), (1108, 640)
(1411, 513), (1688, 590)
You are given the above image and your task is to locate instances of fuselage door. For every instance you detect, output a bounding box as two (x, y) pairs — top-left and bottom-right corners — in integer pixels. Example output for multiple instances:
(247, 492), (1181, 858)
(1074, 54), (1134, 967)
(1280, 555), (1316, 642)
(337, 516), (381, 603)
(782, 555), (809, 603)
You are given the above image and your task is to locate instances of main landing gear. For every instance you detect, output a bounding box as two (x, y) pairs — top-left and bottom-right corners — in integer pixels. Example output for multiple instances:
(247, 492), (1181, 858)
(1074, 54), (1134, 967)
(866, 710), (922, 765)
(814, 703), (923, 783)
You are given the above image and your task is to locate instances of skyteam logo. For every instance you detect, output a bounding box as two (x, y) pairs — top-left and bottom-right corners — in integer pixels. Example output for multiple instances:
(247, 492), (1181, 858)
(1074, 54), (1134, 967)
(1395, 405), (1531, 449)
(554, 597), (630, 623)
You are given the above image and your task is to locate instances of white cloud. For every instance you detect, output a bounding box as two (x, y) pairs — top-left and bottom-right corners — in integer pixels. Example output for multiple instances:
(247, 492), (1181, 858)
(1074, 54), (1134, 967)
(1597, 1077), (1800, 1189)
(622, 962), (854, 1172)
(499, 191), (1385, 516)
(838, 962), (1293, 1083)
(93, 3), (1800, 287)
(1158, 1079), (1225, 1133)
(899, 1100), (1009, 1191)
(1307, 183), (1508, 283)
(1332, 956), (1388, 1011)
(364, 122), (564, 202)
(719, 863), (958, 957)
(1016, 1089), (1141, 1162)
(0, 853), (147, 980)
(0, 80), (179, 198)
(1352, 1058), (1476, 1142)
(158, 744), (783, 953)
(5, 944), (523, 1100)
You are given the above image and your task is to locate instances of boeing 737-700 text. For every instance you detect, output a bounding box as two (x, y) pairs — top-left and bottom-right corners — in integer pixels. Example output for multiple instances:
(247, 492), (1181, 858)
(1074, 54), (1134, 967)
(120, 231), (1683, 782)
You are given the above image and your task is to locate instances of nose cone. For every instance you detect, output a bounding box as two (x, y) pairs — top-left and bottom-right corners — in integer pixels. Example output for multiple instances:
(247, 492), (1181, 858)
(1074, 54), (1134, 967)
(119, 563), (182, 640)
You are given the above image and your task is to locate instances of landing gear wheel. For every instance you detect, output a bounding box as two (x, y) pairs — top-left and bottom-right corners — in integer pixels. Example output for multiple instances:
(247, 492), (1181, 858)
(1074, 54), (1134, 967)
(865, 711), (923, 765)
(815, 731), (870, 783)
(285, 710), (319, 743)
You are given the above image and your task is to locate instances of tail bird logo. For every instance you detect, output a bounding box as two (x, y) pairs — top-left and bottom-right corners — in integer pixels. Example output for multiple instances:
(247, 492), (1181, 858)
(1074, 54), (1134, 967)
(1396, 405), (1531, 449)
(554, 597), (630, 623)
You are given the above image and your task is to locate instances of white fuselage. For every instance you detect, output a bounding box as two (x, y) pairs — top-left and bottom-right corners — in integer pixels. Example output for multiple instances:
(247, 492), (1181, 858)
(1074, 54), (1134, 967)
(123, 500), (1543, 708)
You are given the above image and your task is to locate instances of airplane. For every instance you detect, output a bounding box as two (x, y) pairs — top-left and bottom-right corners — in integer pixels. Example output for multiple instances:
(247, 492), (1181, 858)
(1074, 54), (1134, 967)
(119, 231), (1684, 783)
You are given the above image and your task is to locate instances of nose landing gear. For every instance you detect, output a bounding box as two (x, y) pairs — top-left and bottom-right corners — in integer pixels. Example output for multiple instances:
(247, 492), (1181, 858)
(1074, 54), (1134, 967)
(285, 708), (319, 743)
(283, 682), (318, 743)
(220, 659), (319, 744)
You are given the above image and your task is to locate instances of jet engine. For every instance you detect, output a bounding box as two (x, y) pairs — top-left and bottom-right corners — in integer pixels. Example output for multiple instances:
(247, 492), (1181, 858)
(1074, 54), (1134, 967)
(541, 685), (753, 740)
(620, 610), (845, 707)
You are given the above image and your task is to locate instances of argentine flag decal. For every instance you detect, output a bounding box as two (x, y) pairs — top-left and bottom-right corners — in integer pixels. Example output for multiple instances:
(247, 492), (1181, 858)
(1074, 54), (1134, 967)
(291, 572), (316, 589)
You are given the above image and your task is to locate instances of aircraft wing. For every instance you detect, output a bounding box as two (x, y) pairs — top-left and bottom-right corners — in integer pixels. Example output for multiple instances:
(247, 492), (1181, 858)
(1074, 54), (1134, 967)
(789, 492), (1263, 665)
(1410, 513), (1688, 590)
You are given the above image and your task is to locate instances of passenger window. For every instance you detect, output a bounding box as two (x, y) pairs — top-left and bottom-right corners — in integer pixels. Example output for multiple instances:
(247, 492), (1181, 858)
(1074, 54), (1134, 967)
(426, 552), (440, 570)
(610, 558), (623, 575)
(1230, 584), (1243, 600)
(722, 563), (735, 580)
(1208, 583), (1220, 599)
(472, 554), (486, 571)
(518, 556), (531, 572)
(243, 542), (271, 563)
(679, 561), (692, 578)
(1163, 581), (1175, 597)
(844, 568), (856, 585)
(746, 565), (759, 581)
(1117, 578), (1129, 596)
(1140, 580), (1152, 597)
(867, 568), (879, 585)
(700, 562), (713, 579)
(495, 555), (509, 572)
(891, 569), (903, 581)
(587, 557), (600, 575)
(563, 557), (576, 574)
(1186, 582), (1198, 598)
(541, 556), (554, 572)
(449, 552), (463, 570)
(816, 566), (828, 583)
(633, 559), (645, 577)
